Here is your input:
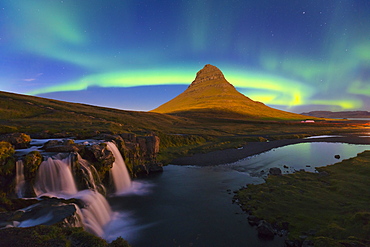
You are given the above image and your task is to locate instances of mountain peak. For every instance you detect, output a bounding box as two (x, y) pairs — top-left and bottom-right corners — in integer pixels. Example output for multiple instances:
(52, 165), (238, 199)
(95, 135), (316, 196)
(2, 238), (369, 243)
(189, 64), (228, 88)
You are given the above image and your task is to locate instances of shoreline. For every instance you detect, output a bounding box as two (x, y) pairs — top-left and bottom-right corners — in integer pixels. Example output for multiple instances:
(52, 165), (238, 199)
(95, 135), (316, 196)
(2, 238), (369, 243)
(171, 134), (370, 166)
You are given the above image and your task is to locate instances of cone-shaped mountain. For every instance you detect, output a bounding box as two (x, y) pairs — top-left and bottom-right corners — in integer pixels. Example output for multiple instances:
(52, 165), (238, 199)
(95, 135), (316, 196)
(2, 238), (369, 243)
(152, 64), (306, 120)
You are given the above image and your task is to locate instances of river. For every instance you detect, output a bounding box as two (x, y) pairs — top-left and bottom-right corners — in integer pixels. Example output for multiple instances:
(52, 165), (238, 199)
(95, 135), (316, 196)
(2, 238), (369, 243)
(104, 141), (370, 247)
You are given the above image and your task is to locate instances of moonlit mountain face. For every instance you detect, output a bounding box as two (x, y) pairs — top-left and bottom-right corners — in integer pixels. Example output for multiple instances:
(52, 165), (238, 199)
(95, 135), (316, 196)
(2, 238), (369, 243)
(152, 64), (307, 120)
(1, 0), (369, 112)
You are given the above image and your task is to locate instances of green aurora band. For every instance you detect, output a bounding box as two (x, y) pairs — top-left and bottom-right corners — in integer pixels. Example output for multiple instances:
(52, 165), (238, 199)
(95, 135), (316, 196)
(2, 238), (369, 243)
(2, 0), (370, 111)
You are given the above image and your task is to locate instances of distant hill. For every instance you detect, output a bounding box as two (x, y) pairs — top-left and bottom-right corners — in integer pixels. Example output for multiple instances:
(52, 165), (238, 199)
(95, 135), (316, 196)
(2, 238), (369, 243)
(302, 111), (370, 119)
(0, 90), (185, 136)
(151, 64), (308, 120)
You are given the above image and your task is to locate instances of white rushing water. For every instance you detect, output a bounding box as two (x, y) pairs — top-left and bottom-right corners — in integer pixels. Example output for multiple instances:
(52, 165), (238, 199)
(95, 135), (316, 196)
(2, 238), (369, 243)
(34, 156), (78, 196)
(74, 190), (112, 237)
(30, 145), (127, 237)
(15, 160), (26, 198)
(106, 142), (132, 194)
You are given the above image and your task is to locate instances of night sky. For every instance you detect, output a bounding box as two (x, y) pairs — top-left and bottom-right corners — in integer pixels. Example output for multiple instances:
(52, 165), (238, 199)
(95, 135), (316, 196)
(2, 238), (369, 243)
(1, 0), (370, 112)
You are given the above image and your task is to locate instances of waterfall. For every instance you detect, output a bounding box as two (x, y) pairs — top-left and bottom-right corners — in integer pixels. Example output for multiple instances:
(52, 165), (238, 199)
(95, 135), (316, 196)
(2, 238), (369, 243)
(106, 142), (131, 193)
(75, 190), (112, 237)
(34, 156), (78, 196)
(32, 154), (112, 237)
(15, 160), (26, 198)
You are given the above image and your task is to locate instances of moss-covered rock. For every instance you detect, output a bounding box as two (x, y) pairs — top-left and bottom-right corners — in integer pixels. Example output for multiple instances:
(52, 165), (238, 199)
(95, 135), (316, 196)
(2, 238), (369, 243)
(23, 151), (42, 181)
(109, 237), (131, 247)
(0, 133), (31, 149)
(0, 141), (14, 164)
(0, 141), (16, 194)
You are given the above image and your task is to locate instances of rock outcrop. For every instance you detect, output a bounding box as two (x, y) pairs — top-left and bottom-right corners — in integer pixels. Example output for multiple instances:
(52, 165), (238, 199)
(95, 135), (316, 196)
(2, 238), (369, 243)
(0, 132), (161, 199)
(42, 139), (83, 153)
(39, 133), (162, 178)
(0, 197), (83, 228)
(100, 133), (162, 176)
(0, 133), (31, 149)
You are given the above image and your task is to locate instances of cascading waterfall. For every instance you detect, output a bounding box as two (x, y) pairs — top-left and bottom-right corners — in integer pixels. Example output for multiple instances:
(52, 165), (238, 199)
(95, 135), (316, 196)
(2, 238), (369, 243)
(15, 160), (26, 198)
(31, 150), (115, 238)
(17, 142), (129, 238)
(34, 156), (78, 196)
(106, 142), (132, 194)
(74, 190), (112, 237)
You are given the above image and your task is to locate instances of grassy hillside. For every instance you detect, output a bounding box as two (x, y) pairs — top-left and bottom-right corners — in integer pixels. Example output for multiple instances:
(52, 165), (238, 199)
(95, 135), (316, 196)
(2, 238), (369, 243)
(0, 90), (367, 163)
(0, 91), (187, 136)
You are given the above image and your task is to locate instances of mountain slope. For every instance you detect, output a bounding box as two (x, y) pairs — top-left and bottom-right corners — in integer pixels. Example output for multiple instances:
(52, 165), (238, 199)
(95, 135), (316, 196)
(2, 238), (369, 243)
(151, 64), (307, 120)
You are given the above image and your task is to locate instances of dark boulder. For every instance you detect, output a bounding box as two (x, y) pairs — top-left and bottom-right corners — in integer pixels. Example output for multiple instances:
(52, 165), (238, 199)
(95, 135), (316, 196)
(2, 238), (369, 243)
(285, 239), (302, 247)
(1, 197), (83, 228)
(334, 154), (340, 159)
(257, 220), (275, 240)
(269, 167), (282, 176)
(42, 139), (83, 153)
(247, 215), (261, 226)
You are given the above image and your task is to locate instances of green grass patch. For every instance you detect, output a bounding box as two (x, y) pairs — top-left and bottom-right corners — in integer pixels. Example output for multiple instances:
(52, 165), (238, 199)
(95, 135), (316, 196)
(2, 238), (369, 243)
(0, 225), (131, 246)
(236, 150), (370, 246)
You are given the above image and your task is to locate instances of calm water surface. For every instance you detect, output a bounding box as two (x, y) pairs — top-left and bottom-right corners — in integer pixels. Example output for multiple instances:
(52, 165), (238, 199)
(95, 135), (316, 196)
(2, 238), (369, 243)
(105, 142), (370, 247)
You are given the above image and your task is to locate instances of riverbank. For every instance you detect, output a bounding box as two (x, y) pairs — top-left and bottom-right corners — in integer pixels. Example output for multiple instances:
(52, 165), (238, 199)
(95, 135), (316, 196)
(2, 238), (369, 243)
(236, 150), (370, 246)
(171, 134), (370, 166)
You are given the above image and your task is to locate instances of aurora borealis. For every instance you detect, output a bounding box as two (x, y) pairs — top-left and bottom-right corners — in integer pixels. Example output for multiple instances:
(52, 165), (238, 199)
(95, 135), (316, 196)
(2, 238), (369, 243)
(1, 0), (370, 112)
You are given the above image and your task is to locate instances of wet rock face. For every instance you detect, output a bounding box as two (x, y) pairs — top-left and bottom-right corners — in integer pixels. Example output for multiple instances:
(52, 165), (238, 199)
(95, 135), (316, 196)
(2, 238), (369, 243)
(120, 134), (162, 176)
(90, 133), (162, 176)
(145, 135), (160, 157)
(136, 136), (160, 160)
(0, 197), (83, 228)
(0, 133), (31, 149)
(82, 143), (115, 173)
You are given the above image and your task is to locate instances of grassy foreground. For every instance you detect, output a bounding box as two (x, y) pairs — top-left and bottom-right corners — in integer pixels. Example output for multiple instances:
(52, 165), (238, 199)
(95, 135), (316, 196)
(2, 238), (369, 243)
(236, 150), (370, 246)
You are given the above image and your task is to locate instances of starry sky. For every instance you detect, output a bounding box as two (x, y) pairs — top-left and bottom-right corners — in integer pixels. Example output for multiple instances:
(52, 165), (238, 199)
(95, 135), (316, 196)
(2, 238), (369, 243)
(1, 0), (370, 113)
